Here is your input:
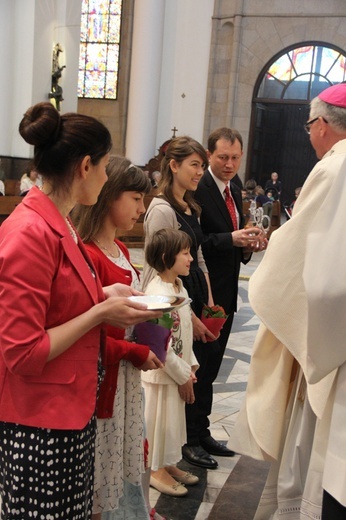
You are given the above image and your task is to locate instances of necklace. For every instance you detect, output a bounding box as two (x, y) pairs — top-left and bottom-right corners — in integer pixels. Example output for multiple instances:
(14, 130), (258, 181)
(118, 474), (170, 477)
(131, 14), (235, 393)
(94, 238), (118, 259)
(66, 218), (78, 244)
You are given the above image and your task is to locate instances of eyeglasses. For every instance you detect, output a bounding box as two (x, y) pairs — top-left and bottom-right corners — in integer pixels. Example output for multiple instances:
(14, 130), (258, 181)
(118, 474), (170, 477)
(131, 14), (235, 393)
(304, 116), (328, 135)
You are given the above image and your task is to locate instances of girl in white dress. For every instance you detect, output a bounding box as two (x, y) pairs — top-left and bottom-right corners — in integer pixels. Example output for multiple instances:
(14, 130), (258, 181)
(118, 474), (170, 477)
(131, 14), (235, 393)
(142, 228), (200, 497)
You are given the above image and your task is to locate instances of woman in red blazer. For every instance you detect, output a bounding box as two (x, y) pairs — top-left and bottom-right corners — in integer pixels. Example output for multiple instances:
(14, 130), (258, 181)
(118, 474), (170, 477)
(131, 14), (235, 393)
(74, 157), (164, 520)
(0, 103), (161, 520)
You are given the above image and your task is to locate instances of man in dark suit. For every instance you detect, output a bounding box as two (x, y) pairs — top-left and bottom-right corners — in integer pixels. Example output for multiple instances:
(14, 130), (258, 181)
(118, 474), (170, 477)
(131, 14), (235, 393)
(182, 127), (267, 468)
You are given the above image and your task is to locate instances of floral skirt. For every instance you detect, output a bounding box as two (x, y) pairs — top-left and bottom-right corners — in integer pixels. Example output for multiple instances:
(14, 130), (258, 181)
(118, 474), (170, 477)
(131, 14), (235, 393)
(93, 360), (147, 515)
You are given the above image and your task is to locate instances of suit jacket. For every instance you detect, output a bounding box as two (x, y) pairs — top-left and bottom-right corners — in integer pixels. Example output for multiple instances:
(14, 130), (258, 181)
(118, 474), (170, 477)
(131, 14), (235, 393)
(0, 187), (104, 430)
(195, 170), (248, 314)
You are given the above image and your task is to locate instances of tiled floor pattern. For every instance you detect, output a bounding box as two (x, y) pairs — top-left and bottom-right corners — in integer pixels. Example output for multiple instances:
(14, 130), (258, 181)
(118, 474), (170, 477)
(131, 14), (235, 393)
(129, 248), (267, 519)
(208, 456), (270, 520)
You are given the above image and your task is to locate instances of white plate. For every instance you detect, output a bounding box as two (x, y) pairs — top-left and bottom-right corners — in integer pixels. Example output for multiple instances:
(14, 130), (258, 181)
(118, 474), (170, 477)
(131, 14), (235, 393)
(128, 294), (191, 311)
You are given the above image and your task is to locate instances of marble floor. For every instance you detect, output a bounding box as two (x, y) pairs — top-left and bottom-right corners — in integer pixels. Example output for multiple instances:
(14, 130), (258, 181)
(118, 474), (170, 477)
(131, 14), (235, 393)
(128, 248), (269, 520)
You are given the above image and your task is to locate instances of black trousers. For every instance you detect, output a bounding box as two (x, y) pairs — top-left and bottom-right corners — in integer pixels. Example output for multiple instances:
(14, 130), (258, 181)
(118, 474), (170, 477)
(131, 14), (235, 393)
(185, 313), (234, 445)
(322, 490), (346, 519)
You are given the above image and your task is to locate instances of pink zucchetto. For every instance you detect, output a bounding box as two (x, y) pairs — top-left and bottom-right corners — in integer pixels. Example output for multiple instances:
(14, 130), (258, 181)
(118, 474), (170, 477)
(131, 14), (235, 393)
(318, 83), (346, 107)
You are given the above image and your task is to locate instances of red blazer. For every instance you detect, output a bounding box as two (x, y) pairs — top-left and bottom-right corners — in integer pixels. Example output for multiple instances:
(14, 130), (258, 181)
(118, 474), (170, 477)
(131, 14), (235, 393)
(0, 188), (104, 430)
(85, 240), (150, 418)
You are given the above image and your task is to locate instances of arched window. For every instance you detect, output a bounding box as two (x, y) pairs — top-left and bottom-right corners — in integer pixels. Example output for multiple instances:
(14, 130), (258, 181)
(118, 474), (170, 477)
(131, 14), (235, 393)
(247, 43), (346, 202)
(78, 0), (123, 99)
(257, 44), (346, 101)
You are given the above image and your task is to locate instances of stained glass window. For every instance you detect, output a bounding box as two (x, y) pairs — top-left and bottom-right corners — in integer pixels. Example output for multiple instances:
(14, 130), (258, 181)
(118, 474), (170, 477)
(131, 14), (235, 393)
(78, 0), (123, 99)
(257, 44), (346, 101)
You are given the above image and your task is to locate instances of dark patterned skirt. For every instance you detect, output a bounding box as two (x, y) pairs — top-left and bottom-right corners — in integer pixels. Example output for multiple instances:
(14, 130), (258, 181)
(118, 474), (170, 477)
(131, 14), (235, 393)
(0, 417), (96, 519)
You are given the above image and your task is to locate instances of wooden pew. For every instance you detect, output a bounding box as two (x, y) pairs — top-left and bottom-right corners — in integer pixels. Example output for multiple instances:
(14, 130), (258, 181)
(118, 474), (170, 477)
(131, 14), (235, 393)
(0, 196), (23, 224)
(4, 179), (20, 196)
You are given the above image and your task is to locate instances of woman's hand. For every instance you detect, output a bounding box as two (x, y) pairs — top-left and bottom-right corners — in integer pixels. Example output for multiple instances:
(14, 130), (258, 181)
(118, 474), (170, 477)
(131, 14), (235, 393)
(204, 272), (215, 307)
(191, 312), (217, 343)
(138, 350), (163, 371)
(207, 295), (215, 307)
(100, 297), (163, 329)
(239, 227), (268, 253)
(103, 283), (144, 298)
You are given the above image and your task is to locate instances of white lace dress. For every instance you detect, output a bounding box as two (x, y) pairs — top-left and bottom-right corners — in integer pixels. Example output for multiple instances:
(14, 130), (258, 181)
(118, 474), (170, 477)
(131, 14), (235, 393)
(93, 250), (149, 519)
(141, 276), (198, 470)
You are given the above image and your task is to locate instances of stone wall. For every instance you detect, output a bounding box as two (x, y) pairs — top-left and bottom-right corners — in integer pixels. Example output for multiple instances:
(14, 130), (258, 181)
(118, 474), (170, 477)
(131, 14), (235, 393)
(203, 0), (346, 180)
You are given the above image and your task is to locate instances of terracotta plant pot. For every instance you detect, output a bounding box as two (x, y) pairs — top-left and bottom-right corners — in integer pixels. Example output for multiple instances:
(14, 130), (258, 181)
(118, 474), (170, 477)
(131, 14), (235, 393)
(201, 316), (228, 342)
(134, 321), (171, 363)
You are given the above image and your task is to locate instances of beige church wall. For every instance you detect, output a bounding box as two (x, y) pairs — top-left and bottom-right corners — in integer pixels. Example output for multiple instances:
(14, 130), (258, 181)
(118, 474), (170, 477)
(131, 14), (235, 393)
(79, 0), (214, 165)
(125, 0), (214, 166)
(204, 0), (346, 181)
(154, 0), (214, 154)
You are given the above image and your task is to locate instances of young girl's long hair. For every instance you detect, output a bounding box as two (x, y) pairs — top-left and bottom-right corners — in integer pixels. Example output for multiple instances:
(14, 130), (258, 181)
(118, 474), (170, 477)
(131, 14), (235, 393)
(158, 136), (208, 216)
(73, 156), (151, 242)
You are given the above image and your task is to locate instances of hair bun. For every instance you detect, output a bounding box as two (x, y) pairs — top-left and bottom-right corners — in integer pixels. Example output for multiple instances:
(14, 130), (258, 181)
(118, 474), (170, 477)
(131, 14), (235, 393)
(19, 102), (61, 147)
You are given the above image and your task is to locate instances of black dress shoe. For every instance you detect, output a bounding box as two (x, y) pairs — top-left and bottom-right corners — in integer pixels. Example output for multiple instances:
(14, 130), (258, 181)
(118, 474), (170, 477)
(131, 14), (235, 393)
(182, 444), (218, 469)
(200, 436), (235, 457)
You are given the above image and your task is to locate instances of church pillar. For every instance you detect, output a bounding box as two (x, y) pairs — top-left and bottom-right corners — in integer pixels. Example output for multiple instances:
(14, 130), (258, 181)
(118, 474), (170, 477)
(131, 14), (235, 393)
(0, 0), (81, 159)
(125, 0), (165, 165)
(0, 0), (36, 157)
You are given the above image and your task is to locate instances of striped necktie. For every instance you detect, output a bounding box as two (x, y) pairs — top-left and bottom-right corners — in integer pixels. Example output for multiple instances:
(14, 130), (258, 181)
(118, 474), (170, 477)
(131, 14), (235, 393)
(224, 185), (238, 230)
